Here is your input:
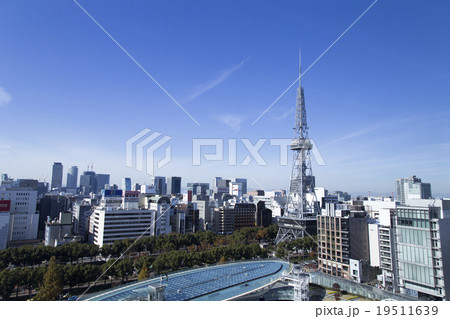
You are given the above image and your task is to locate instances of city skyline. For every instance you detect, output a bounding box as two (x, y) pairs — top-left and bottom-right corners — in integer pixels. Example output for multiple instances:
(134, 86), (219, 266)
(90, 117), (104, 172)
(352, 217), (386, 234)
(1, 1), (450, 196)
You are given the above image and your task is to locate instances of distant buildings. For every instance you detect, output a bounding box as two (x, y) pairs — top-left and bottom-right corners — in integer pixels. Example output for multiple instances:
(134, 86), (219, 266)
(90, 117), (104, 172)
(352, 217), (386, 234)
(167, 176), (181, 195)
(214, 202), (256, 234)
(66, 166), (78, 189)
(80, 171), (96, 194)
(51, 162), (63, 190)
(188, 182), (210, 199)
(122, 177), (131, 192)
(396, 176), (432, 204)
(152, 176), (167, 195)
(234, 178), (248, 196)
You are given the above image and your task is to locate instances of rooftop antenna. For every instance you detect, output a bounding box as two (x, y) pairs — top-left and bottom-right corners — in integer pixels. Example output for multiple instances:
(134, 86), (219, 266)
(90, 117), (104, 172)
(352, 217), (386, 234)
(299, 48), (302, 89)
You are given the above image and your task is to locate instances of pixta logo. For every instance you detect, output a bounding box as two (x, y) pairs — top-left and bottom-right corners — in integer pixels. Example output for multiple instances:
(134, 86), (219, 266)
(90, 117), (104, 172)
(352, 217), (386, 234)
(126, 129), (172, 175)
(192, 138), (325, 166)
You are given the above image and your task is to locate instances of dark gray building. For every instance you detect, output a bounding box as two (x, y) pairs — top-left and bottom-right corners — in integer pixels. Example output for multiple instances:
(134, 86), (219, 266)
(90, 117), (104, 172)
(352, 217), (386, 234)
(66, 166), (78, 189)
(51, 162), (63, 190)
(95, 174), (110, 192)
(167, 176), (181, 194)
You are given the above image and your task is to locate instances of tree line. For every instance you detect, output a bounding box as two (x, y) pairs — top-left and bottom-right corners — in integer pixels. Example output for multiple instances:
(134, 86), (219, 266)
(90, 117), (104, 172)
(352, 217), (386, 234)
(0, 243), (99, 269)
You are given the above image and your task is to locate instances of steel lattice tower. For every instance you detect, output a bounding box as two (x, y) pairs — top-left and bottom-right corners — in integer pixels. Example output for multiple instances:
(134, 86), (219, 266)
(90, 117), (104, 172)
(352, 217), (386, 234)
(275, 52), (319, 244)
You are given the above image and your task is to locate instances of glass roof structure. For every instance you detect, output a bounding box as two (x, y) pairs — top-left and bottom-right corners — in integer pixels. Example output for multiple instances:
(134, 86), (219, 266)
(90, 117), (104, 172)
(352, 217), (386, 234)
(84, 260), (290, 301)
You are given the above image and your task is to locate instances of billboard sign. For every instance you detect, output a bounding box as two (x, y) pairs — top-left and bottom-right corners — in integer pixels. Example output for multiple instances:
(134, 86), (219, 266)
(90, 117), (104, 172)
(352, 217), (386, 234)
(0, 200), (11, 212)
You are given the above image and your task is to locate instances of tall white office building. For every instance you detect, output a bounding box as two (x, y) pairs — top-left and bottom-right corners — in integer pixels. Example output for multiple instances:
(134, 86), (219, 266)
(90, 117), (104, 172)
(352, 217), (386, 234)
(0, 188), (39, 242)
(88, 191), (155, 247)
(396, 176), (432, 205)
(0, 200), (11, 250)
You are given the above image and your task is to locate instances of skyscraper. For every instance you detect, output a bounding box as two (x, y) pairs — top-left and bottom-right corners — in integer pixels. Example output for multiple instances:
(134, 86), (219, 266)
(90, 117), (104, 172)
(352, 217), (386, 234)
(152, 176), (167, 195)
(95, 174), (110, 193)
(396, 176), (432, 204)
(80, 171), (96, 194)
(66, 166), (78, 189)
(51, 162), (63, 190)
(122, 177), (131, 192)
(234, 178), (247, 195)
(167, 176), (181, 194)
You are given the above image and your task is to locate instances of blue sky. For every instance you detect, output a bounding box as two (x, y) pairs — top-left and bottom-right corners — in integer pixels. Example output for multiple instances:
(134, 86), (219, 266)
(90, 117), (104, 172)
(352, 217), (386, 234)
(1, 0), (450, 197)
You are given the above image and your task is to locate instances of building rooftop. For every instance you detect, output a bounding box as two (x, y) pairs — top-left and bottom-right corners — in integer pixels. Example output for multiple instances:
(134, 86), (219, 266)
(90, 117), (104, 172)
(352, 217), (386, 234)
(84, 260), (290, 301)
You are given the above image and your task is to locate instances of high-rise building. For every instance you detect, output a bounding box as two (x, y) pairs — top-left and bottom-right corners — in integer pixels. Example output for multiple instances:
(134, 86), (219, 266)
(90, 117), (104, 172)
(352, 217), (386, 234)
(256, 201), (272, 227)
(88, 191), (155, 247)
(152, 176), (167, 195)
(146, 196), (173, 236)
(51, 162), (63, 190)
(229, 182), (243, 198)
(95, 174), (110, 193)
(0, 188), (39, 242)
(187, 183), (210, 199)
(44, 212), (73, 247)
(0, 200), (11, 250)
(37, 194), (70, 239)
(396, 176), (432, 205)
(393, 205), (450, 300)
(122, 178), (131, 192)
(317, 202), (372, 283)
(72, 198), (92, 238)
(213, 202), (256, 234)
(234, 178), (247, 195)
(66, 166), (78, 189)
(167, 176), (181, 194)
(192, 200), (213, 231)
(80, 171), (96, 194)
(37, 182), (49, 197)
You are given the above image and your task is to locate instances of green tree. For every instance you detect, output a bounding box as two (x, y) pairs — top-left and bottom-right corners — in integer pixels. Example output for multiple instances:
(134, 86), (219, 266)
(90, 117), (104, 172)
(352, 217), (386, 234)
(0, 249), (12, 270)
(63, 264), (81, 291)
(21, 267), (43, 298)
(138, 260), (150, 281)
(115, 259), (134, 282)
(35, 256), (63, 301)
(0, 269), (15, 300)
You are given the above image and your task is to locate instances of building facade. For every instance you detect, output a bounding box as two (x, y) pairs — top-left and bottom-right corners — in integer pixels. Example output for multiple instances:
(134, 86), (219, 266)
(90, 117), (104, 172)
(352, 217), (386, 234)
(393, 205), (450, 300)
(51, 162), (63, 190)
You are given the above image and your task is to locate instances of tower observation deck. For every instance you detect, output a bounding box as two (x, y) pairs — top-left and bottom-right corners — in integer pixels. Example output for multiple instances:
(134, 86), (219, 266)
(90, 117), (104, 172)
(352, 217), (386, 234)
(275, 52), (319, 244)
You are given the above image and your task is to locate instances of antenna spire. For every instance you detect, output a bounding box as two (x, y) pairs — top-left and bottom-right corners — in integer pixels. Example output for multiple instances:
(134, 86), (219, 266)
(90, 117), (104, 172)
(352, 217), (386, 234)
(299, 48), (302, 88)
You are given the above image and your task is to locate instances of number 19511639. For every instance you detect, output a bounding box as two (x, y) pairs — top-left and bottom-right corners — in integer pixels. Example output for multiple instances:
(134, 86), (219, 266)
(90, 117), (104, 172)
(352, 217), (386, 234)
(376, 306), (438, 316)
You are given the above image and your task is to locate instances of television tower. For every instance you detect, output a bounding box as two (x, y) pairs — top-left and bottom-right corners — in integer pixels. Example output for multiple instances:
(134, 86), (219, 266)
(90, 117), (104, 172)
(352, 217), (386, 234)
(275, 51), (319, 244)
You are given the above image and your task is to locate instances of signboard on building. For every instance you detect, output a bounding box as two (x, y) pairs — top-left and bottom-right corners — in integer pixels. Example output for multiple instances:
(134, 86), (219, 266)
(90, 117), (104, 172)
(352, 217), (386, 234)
(102, 190), (123, 197)
(141, 185), (156, 194)
(215, 186), (228, 193)
(0, 200), (11, 212)
(124, 191), (140, 198)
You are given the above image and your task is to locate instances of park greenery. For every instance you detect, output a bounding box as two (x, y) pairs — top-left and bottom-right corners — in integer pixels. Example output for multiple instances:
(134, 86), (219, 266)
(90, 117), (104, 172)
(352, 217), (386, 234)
(0, 224), (317, 300)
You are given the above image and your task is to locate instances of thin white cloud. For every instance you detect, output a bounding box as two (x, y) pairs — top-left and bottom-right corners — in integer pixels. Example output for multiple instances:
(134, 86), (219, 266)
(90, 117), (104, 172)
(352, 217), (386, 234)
(0, 87), (12, 107)
(213, 114), (245, 133)
(189, 59), (248, 100)
(274, 107), (295, 120)
(330, 124), (382, 144)
(326, 112), (450, 147)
